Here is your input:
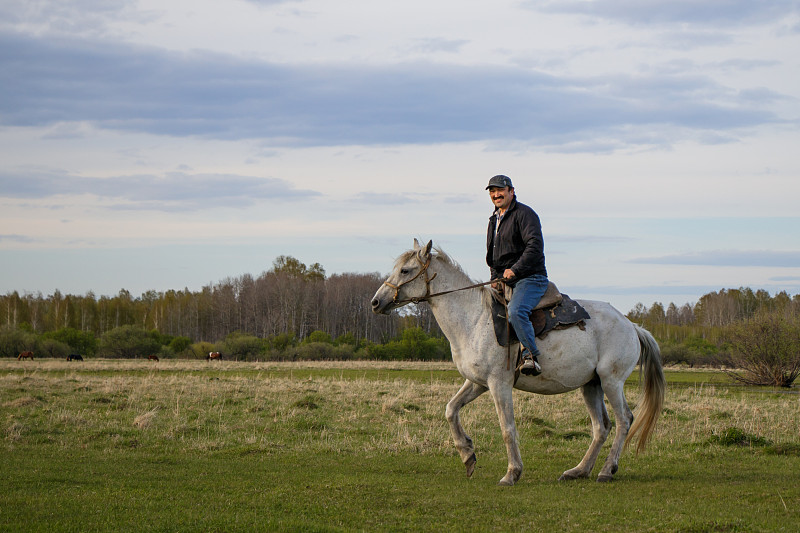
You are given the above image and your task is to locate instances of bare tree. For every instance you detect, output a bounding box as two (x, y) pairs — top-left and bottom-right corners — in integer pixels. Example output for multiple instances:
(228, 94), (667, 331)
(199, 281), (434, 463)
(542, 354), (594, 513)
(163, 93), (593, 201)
(724, 313), (800, 388)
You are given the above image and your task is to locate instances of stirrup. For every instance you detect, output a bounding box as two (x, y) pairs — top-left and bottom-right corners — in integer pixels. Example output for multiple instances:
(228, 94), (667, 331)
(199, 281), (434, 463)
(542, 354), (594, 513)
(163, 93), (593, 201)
(519, 353), (541, 376)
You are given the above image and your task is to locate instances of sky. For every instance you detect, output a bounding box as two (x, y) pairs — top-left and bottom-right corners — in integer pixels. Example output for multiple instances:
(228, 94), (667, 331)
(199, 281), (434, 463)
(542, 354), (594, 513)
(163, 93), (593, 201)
(1, 0), (799, 315)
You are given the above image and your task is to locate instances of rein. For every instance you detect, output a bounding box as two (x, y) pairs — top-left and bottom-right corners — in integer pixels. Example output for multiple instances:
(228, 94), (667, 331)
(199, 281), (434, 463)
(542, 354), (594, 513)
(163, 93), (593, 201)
(382, 254), (501, 306)
(382, 255), (517, 373)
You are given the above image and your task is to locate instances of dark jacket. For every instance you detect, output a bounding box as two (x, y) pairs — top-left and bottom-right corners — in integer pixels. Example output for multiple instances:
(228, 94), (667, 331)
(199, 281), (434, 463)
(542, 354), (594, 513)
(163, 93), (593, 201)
(486, 197), (547, 285)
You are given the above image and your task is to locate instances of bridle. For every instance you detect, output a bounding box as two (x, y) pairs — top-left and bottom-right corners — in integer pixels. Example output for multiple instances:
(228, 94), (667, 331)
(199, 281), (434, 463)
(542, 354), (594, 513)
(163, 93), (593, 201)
(382, 252), (500, 306)
(381, 252), (518, 374)
(382, 254), (438, 306)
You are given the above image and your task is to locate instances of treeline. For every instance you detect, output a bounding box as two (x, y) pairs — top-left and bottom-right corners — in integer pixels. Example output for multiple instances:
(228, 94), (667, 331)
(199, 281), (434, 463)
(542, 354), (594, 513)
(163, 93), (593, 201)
(0, 323), (451, 362)
(3, 254), (799, 367)
(0, 255), (446, 361)
(627, 287), (800, 367)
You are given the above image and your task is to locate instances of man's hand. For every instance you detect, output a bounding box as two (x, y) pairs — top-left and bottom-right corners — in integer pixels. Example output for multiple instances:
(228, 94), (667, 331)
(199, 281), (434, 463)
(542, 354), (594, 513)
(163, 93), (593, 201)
(492, 269), (516, 290)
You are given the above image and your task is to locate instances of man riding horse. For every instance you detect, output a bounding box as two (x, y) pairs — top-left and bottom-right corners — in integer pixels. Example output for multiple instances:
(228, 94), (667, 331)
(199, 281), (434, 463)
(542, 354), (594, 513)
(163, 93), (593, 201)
(486, 175), (548, 376)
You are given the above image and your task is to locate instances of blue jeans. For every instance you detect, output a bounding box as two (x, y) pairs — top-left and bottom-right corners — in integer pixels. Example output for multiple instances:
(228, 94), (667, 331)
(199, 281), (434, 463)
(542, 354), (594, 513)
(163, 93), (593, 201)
(507, 274), (549, 356)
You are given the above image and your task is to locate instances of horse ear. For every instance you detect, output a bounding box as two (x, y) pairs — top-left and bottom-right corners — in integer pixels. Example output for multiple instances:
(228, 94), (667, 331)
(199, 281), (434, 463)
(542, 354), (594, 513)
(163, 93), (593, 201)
(413, 238), (421, 250)
(421, 240), (433, 258)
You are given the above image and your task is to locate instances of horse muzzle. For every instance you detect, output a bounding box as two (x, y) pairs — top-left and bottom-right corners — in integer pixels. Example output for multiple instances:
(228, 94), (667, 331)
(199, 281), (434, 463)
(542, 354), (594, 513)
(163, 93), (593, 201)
(371, 287), (396, 315)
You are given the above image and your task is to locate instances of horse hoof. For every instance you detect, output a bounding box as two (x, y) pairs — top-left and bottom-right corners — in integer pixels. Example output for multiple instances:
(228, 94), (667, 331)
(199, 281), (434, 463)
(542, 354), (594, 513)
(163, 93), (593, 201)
(465, 453), (477, 478)
(498, 469), (521, 486)
(559, 469), (587, 481)
(597, 474), (613, 483)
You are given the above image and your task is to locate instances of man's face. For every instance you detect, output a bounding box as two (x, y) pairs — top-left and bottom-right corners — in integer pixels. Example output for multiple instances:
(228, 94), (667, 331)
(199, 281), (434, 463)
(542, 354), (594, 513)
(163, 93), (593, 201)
(488, 186), (514, 211)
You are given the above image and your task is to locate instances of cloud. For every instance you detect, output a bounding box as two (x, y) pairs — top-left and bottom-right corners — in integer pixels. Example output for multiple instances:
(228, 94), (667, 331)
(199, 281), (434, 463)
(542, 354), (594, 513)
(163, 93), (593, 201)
(442, 195), (475, 205)
(712, 58), (783, 71)
(243, 0), (305, 6)
(525, 0), (800, 27)
(629, 250), (800, 267)
(570, 283), (725, 296)
(0, 169), (320, 210)
(0, 0), (154, 38)
(552, 234), (633, 244)
(567, 282), (800, 305)
(0, 31), (785, 152)
(409, 38), (470, 54)
(0, 234), (37, 243)
(354, 192), (418, 205)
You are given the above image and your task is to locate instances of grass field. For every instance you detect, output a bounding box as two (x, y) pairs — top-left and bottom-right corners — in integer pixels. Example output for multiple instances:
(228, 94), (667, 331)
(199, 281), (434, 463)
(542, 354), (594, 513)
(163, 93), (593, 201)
(1, 359), (798, 532)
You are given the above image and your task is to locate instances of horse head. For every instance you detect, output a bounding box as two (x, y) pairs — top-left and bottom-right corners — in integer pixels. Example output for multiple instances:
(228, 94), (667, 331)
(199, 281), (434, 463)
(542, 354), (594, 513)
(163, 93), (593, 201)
(371, 239), (436, 314)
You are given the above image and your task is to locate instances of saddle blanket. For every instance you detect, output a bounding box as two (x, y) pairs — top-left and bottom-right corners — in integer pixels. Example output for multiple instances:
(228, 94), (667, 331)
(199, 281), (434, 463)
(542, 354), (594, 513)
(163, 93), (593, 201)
(491, 293), (590, 348)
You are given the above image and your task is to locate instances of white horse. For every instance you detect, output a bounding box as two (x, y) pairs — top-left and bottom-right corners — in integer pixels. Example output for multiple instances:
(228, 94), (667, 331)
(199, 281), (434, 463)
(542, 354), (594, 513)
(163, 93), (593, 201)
(371, 240), (665, 486)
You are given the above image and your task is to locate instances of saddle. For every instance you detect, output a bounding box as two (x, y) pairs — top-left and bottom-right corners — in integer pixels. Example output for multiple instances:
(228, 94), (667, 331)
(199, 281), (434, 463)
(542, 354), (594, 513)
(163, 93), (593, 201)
(491, 281), (590, 348)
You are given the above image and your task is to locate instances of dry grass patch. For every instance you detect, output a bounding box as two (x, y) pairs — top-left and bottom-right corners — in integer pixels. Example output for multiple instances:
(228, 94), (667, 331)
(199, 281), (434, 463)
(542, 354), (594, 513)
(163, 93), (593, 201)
(2, 359), (798, 460)
(3, 396), (40, 408)
(653, 385), (800, 448)
(2, 359), (799, 533)
(133, 407), (159, 429)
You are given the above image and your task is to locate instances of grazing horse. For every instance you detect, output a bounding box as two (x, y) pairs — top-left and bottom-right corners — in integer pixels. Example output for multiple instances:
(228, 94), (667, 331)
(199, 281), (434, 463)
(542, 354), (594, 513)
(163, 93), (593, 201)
(206, 351), (223, 361)
(66, 354), (83, 361)
(17, 351), (34, 360)
(371, 240), (665, 485)
(148, 355), (159, 362)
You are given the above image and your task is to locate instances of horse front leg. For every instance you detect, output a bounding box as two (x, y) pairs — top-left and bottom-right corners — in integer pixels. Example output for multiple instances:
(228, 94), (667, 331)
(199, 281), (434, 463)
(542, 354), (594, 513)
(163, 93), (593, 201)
(445, 380), (488, 477)
(488, 379), (523, 486)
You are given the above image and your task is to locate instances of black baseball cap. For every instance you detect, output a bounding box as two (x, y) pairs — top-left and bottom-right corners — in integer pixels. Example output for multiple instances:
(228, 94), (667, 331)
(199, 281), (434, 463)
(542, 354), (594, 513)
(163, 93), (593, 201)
(486, 175), (513, 189)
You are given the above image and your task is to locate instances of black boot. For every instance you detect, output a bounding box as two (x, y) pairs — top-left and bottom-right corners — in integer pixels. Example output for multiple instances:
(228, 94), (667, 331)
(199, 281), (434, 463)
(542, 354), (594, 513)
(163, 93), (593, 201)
(520, 350), (542, 376)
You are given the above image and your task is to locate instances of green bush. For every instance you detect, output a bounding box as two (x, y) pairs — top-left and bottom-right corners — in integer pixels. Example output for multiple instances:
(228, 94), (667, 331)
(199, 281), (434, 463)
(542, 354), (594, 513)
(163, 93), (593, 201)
(148, 329), (174, 346)
(189, 341), (217, 360)
(363, 328), (450, 361)
(0, 326), (36, 358)
(98, 325), (162, 358)
(265, 333), (297, 353)
(398, 327), (449, 361)
(660, 343), (692, 366)
(334, 332), (358, 347)
(168, 336), (193, 354)
(41, 327), (97, 356)
(293, 342), (354, 361)
(660, 336), (727, 368)
(303, 330), (332, 344)
(365, 342), (404, 361)
(39, 338), (72, 359)
(221, 333), (267, 361)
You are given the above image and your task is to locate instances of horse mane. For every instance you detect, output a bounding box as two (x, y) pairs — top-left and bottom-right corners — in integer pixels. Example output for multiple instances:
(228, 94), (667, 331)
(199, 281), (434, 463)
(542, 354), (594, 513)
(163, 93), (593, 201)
(431, 246), (471, 280)
(430, 246), (494, 310)
(394, 244), (493, 309)
(394, 246), (492, 308)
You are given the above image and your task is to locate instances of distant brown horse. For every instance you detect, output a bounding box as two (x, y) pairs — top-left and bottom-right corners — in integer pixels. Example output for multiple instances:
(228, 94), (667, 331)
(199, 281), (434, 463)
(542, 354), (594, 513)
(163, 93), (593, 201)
(148, 355), (159, 362)
(206, 351), (223, 361)
(67, 354), (83, 361)
(17, 351), (34, 360)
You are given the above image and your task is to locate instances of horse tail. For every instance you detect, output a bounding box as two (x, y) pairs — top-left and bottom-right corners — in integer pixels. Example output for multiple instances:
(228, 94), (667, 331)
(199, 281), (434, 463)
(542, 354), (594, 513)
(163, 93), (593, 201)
(625, 325), (666, 454)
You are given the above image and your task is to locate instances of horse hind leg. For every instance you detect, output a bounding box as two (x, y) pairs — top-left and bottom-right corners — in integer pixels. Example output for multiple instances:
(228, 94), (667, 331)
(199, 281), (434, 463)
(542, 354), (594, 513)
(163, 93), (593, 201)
(595, 379), (633, 483)
(445, 380), (487, 478)
(560, 377), (611, 481)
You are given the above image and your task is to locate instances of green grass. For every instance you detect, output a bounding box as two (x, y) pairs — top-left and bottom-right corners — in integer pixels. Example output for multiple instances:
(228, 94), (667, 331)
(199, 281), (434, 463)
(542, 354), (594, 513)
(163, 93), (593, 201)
(2, 359), (798, 532)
